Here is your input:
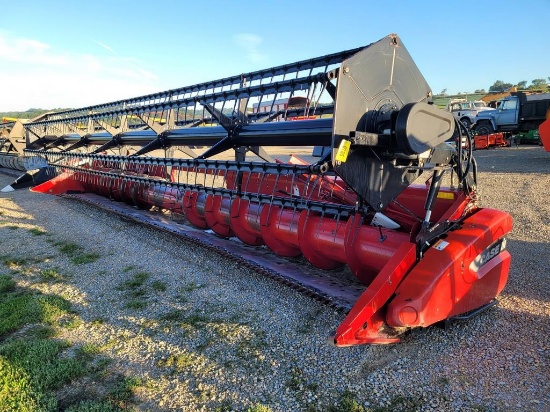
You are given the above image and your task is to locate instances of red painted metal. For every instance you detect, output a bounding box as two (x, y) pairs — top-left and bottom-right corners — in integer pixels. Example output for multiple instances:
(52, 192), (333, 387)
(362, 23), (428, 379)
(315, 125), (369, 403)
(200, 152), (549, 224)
(386, 208), (512, 327)
(229, 197), (265, 246)
(31, 172), (86, 195)
(142, 185), (184, 213)
(259, 205), (302, 257)
(298, 210), (347, 270)
(333, 242), (417, 345)
(540, 115), (550, 152)
(344, 214), (410, 285)
(182, 191), (208, 229)
(204, 195), (234, 238)
(474, 133), (509, 150)
(31, 164), (513, 347)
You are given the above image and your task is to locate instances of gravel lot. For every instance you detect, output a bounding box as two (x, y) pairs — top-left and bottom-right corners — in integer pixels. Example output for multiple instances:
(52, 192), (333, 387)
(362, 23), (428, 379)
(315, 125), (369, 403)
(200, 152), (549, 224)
(0, 146), (548, 411)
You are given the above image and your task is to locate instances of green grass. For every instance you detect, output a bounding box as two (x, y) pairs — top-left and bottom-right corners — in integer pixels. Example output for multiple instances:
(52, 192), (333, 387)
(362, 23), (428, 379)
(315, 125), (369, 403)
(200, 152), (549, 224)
(2, 255), (33, 269)
(66, 400), (122, 412)
(0, 274), (91, 411)
(55, 241), (100, 265)
(182, 281), (205, 292)
(28, 227), (46, 236)
(118, 272), (151, 290)
(0, 274), (16, 293)
(158, 309), (184, 322)
(213, 399), (234, 412)
(125, 299), (147, 310)
(40, 268), (65, 282)
(247, 405), (272, 412)
(0, 292), (71, 337)
(0, 265), (137, 411)
(106, 376), (143, 408)
(285, 367), (306, 391)
(151, 280), (167, 292)
(0, 337), (89, 401)
(180, 311), (210, 328)
(75, 343), (101, 358)
(90, 317), (107, 326)
(71, 253), (100, 265)
(327, 391), (365, 412)
(117, 272), (155, 310)
(157, 352), (197, 372)
(58, 313), (83, 330)
(57, 241), (82, 255)
(371, 395), (423, 412)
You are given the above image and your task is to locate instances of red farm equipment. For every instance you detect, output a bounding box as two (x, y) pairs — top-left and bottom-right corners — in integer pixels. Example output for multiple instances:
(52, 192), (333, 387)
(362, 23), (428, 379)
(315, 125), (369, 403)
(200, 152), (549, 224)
(0, 34), (512, 346)
(473, 132), (510, 150)
(540, 108), (550, 152)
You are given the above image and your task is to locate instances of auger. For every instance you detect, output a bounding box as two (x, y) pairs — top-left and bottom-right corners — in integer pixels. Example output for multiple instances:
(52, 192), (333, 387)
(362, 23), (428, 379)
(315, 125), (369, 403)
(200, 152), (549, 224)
(0, 34), (512, 346)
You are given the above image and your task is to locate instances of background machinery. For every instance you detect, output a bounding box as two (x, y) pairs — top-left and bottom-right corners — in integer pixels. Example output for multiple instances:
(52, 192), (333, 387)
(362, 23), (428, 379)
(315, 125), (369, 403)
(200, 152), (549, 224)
(0, 34), (512, 346)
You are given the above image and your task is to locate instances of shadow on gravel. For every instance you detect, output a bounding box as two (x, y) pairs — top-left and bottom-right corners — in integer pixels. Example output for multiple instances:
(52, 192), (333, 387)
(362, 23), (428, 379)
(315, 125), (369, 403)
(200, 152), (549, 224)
(504, 239), (550, 302)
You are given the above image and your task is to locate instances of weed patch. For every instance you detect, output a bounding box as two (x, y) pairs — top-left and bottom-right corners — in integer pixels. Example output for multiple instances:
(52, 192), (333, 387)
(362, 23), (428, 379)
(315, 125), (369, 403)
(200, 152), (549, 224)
(71, 253), (100, 265)
(29, 227), (46, 236)
(117, 272), (156, 310)
(56, 242), (100, 265)
(158, 309), (184, 322)
(57, 241), (82, 255)
(118, 272), (151, 290)
(182, 281), (205, 292)
(125, 299), (147, 310)
(151, 279), (167, 292)
(0, 274), (16, 293)
(0, 270), (135, 411)
(1, 255), (33, 269)
(40, 268), (65, 282)
(247, 404), (272, 412)
(107, 376), (143, 409)
(65, 399), (121, 412)
(157, 352), (197, 372)
(0, 290), (71, 338)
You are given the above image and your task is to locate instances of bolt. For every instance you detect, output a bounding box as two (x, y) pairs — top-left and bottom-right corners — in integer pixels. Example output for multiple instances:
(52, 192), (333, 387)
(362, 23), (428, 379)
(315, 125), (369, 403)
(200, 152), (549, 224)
(343, 67), (350, 74)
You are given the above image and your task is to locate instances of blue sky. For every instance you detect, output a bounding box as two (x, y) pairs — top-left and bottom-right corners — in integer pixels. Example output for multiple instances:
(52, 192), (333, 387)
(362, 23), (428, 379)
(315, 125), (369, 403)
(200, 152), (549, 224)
(1, 0), (549, 111)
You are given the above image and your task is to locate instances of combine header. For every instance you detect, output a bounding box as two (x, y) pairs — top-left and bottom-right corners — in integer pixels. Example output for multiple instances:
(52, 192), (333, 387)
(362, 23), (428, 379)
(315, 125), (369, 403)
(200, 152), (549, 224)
(3, 34), (512, 346)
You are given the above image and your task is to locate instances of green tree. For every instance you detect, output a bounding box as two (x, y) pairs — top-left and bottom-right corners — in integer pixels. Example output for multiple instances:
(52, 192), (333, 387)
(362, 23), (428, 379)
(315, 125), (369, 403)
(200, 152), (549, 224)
(516, 80), (528, 89)
(489, 80), (513, 92)
(530, 78), (548, 89)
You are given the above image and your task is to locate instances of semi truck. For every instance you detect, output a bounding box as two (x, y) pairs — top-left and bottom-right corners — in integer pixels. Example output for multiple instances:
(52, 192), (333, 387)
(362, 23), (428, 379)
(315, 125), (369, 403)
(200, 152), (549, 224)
(474, 91), (550, 140)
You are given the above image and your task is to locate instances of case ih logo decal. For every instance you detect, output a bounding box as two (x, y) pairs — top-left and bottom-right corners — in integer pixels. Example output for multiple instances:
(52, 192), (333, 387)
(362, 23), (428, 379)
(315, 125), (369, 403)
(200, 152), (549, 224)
(470, 238), (507, 276)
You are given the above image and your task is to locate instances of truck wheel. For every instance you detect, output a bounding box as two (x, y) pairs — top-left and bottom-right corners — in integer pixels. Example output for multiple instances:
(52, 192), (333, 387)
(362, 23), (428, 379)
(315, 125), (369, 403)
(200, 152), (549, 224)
(475, 122), (494, 136)
(460, 117), (471, 128)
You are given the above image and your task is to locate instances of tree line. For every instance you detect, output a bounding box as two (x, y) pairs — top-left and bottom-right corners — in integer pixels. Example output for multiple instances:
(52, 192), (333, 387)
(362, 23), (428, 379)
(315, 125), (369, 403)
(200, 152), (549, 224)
(488, 78), (550, 92)
(1, 108), (72, 121)
(439, 78), (550, 96)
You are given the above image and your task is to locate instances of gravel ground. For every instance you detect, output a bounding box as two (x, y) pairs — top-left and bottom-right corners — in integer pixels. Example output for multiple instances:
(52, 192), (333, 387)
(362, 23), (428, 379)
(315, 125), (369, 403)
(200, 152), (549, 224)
(0, 146), (549, 411)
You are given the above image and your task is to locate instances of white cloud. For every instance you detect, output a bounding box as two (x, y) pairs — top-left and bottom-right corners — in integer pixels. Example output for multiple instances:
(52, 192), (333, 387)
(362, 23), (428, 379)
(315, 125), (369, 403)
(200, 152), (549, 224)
(233, 33), (267, 64)
(0, 35), (68, 66)
(0, 32), (160, 111)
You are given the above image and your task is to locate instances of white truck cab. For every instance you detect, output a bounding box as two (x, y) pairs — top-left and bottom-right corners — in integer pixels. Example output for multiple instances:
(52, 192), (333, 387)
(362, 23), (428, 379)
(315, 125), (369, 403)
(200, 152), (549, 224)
(445, 99), (489, 128)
